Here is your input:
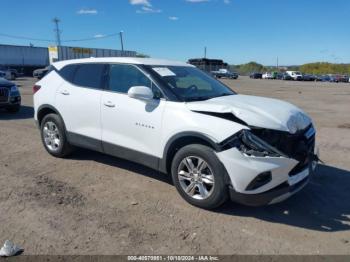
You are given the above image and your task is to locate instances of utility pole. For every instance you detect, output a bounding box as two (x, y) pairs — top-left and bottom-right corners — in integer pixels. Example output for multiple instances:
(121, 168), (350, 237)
(276, 56), (279, 71)
(52, 17), (62, 46)
(204, 46), (207, 59)
(119, 31), (124, 52)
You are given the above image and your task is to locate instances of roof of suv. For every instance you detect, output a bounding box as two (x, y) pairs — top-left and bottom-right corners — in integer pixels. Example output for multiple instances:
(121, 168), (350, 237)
(53, 57), (194, 70)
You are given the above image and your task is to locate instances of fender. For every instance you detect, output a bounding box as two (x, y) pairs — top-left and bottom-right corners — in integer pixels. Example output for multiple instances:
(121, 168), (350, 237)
(159, 131), (221, 173)
(36, 104), (63, 126)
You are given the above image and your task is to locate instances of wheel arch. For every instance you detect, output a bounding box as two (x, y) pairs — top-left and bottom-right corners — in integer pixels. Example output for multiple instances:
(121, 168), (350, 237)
(159, 132), (221, 174)
(37, 104), (64, 127)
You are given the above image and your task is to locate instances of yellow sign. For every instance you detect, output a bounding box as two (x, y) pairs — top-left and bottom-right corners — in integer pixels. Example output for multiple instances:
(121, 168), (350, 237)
(48, 46), (58, 52)
(71, 47), (93, 54)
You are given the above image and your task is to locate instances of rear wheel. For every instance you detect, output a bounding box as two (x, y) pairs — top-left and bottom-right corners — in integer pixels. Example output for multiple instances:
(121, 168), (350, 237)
(40, 113), (74, 157)
(171, 144), (229, 209)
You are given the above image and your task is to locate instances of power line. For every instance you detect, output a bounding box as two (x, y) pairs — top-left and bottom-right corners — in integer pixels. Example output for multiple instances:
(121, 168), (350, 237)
(0, 32), (121, 43)
(63, 33), (120, 42)
(0, 33), (52, 42)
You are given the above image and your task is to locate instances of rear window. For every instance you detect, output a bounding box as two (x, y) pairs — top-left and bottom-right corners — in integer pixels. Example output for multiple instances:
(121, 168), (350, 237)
(71, 64), (105, 89)
(59, 64), (78, 82)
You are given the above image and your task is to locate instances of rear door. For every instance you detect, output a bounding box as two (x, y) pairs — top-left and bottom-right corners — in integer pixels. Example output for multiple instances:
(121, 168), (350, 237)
(101, 64), (165, 168)
(55, 63), (107, 151)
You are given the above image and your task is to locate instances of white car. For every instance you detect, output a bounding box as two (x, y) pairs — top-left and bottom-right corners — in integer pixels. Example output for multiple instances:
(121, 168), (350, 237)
(286, 71), (303, 81)
(262, 72), (273, 79)
(33, 58), (318, 209)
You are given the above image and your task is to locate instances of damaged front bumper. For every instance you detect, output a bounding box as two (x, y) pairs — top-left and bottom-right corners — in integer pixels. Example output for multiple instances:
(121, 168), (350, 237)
(216, 145), (319, 206)
(228, 165), (314, 206)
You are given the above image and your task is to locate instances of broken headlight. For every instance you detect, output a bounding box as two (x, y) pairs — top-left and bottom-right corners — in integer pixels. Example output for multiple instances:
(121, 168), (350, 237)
(286, 112), (311, 134)
(224, 130), (286, 157)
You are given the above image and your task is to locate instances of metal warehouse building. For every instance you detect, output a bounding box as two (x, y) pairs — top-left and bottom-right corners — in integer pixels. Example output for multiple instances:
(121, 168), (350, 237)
(188, 58), (229, 72)
(0, 44), (49, 68)
(0, 44), (137, 75)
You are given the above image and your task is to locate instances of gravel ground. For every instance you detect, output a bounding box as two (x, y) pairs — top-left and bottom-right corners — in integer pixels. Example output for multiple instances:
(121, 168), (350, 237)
(0, 76), (349, 255)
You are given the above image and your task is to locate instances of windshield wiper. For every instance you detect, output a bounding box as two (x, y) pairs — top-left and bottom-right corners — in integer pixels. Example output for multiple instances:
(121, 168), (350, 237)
(216, 93), (234, 97)
(184, 96), (211, 102)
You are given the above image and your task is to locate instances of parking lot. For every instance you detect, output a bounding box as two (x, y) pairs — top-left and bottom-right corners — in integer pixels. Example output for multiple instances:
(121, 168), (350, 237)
(0, 76), (349, 255)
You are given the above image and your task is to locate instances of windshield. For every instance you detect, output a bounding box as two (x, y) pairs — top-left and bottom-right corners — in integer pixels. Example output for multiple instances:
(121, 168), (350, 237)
(150, 66), (235, 102)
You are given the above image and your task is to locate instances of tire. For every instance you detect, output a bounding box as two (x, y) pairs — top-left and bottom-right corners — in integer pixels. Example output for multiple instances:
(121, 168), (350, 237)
(40, 113), (74, 158)
(6, 104), (20, 113)
(171, 144), (229, 209)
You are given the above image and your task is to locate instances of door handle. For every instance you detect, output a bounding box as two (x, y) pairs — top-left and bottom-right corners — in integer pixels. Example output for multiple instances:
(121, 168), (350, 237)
(60, 90), (70, 95)
(103, 101), (116, 108)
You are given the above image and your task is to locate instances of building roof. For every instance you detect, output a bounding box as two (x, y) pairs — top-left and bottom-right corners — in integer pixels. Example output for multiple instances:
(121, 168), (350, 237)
(188, 58), (225, 63)
(53, 57), (193, 70)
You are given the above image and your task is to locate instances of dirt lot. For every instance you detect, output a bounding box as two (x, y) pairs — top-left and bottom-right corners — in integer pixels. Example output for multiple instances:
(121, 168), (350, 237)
(0, 77), (349, 255)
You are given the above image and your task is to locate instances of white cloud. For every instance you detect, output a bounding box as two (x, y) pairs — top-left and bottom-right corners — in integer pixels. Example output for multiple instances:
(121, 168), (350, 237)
(77, 8), (98, 15)
(94, 34), (105, 38)
(186, 0), (210, 2)
(136, 6), (162, 13)
(129, 0), (151, 7)
(130, 0), (162, 14)
(223, 0), (231, 4)
(169, 16), (179, 21)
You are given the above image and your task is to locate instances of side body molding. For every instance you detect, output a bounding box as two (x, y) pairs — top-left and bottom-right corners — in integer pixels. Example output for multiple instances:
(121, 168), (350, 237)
(36, 106), (222, 175)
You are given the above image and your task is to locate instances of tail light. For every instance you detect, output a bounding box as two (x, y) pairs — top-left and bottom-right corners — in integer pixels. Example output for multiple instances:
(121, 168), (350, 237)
(33, 85), (41, 94)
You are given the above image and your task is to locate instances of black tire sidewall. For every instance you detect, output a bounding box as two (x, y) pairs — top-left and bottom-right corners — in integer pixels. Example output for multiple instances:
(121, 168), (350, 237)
(6, 105), (20, 113)
(40, 114), (70, 157)
(171, 144), (229, 209)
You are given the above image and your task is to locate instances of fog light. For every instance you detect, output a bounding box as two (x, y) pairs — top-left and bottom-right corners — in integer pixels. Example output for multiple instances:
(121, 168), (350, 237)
(246, 171), (272, 191)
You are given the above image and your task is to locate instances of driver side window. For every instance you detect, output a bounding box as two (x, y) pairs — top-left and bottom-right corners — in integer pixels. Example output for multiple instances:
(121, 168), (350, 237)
(108, 64), (152, 93)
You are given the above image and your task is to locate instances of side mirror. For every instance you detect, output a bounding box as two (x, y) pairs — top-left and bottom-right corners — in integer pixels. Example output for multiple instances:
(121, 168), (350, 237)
(128, 86), (154, 101)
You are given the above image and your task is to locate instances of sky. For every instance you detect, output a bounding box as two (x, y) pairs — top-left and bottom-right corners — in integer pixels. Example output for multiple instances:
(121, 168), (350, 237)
(0, 0), (349, 65)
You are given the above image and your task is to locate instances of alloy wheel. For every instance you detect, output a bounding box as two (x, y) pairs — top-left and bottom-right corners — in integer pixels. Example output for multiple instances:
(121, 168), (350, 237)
(177, 156), (215, 200)
(43, 121), (61, 151)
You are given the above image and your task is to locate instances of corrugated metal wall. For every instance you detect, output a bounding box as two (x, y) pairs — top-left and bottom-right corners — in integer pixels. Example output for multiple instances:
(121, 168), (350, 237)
(0, 45), (49, 67)
(57, 46), (136, 61)
(0, 44), (137, 67)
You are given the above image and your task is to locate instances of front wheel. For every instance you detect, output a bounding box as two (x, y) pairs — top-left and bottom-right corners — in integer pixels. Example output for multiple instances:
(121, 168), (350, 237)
(171, 144), (229, 209)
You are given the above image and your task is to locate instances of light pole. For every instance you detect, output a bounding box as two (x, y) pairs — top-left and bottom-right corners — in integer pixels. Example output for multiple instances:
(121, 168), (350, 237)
(52, 17), (62, 46)
(119, 31), (124, 53)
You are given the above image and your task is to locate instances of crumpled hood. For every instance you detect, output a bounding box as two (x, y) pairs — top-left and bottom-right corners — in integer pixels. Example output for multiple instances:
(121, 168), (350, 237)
(186, 94), (312, 133)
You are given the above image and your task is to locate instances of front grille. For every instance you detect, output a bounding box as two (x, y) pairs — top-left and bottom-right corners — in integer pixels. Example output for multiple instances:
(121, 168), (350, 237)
(0, 87), (9, 103)
(251, 125), (315, 176)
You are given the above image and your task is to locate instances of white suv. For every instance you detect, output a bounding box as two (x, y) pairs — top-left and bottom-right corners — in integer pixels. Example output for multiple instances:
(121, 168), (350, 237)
(33, 58), (318, 209)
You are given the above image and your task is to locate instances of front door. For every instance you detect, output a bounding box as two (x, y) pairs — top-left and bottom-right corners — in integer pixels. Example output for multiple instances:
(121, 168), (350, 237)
(101, 64), (165, 168)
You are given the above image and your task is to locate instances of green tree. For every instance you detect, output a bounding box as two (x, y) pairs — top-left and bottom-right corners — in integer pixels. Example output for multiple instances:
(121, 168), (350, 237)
(230, 62), (267, 75)
(300, 62), (350, 75)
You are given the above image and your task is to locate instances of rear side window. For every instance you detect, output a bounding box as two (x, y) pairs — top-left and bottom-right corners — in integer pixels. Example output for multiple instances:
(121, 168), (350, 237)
(59, 64), (78, 82)
(108, 64), (151, 93)
(72, 64), (105, 89)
